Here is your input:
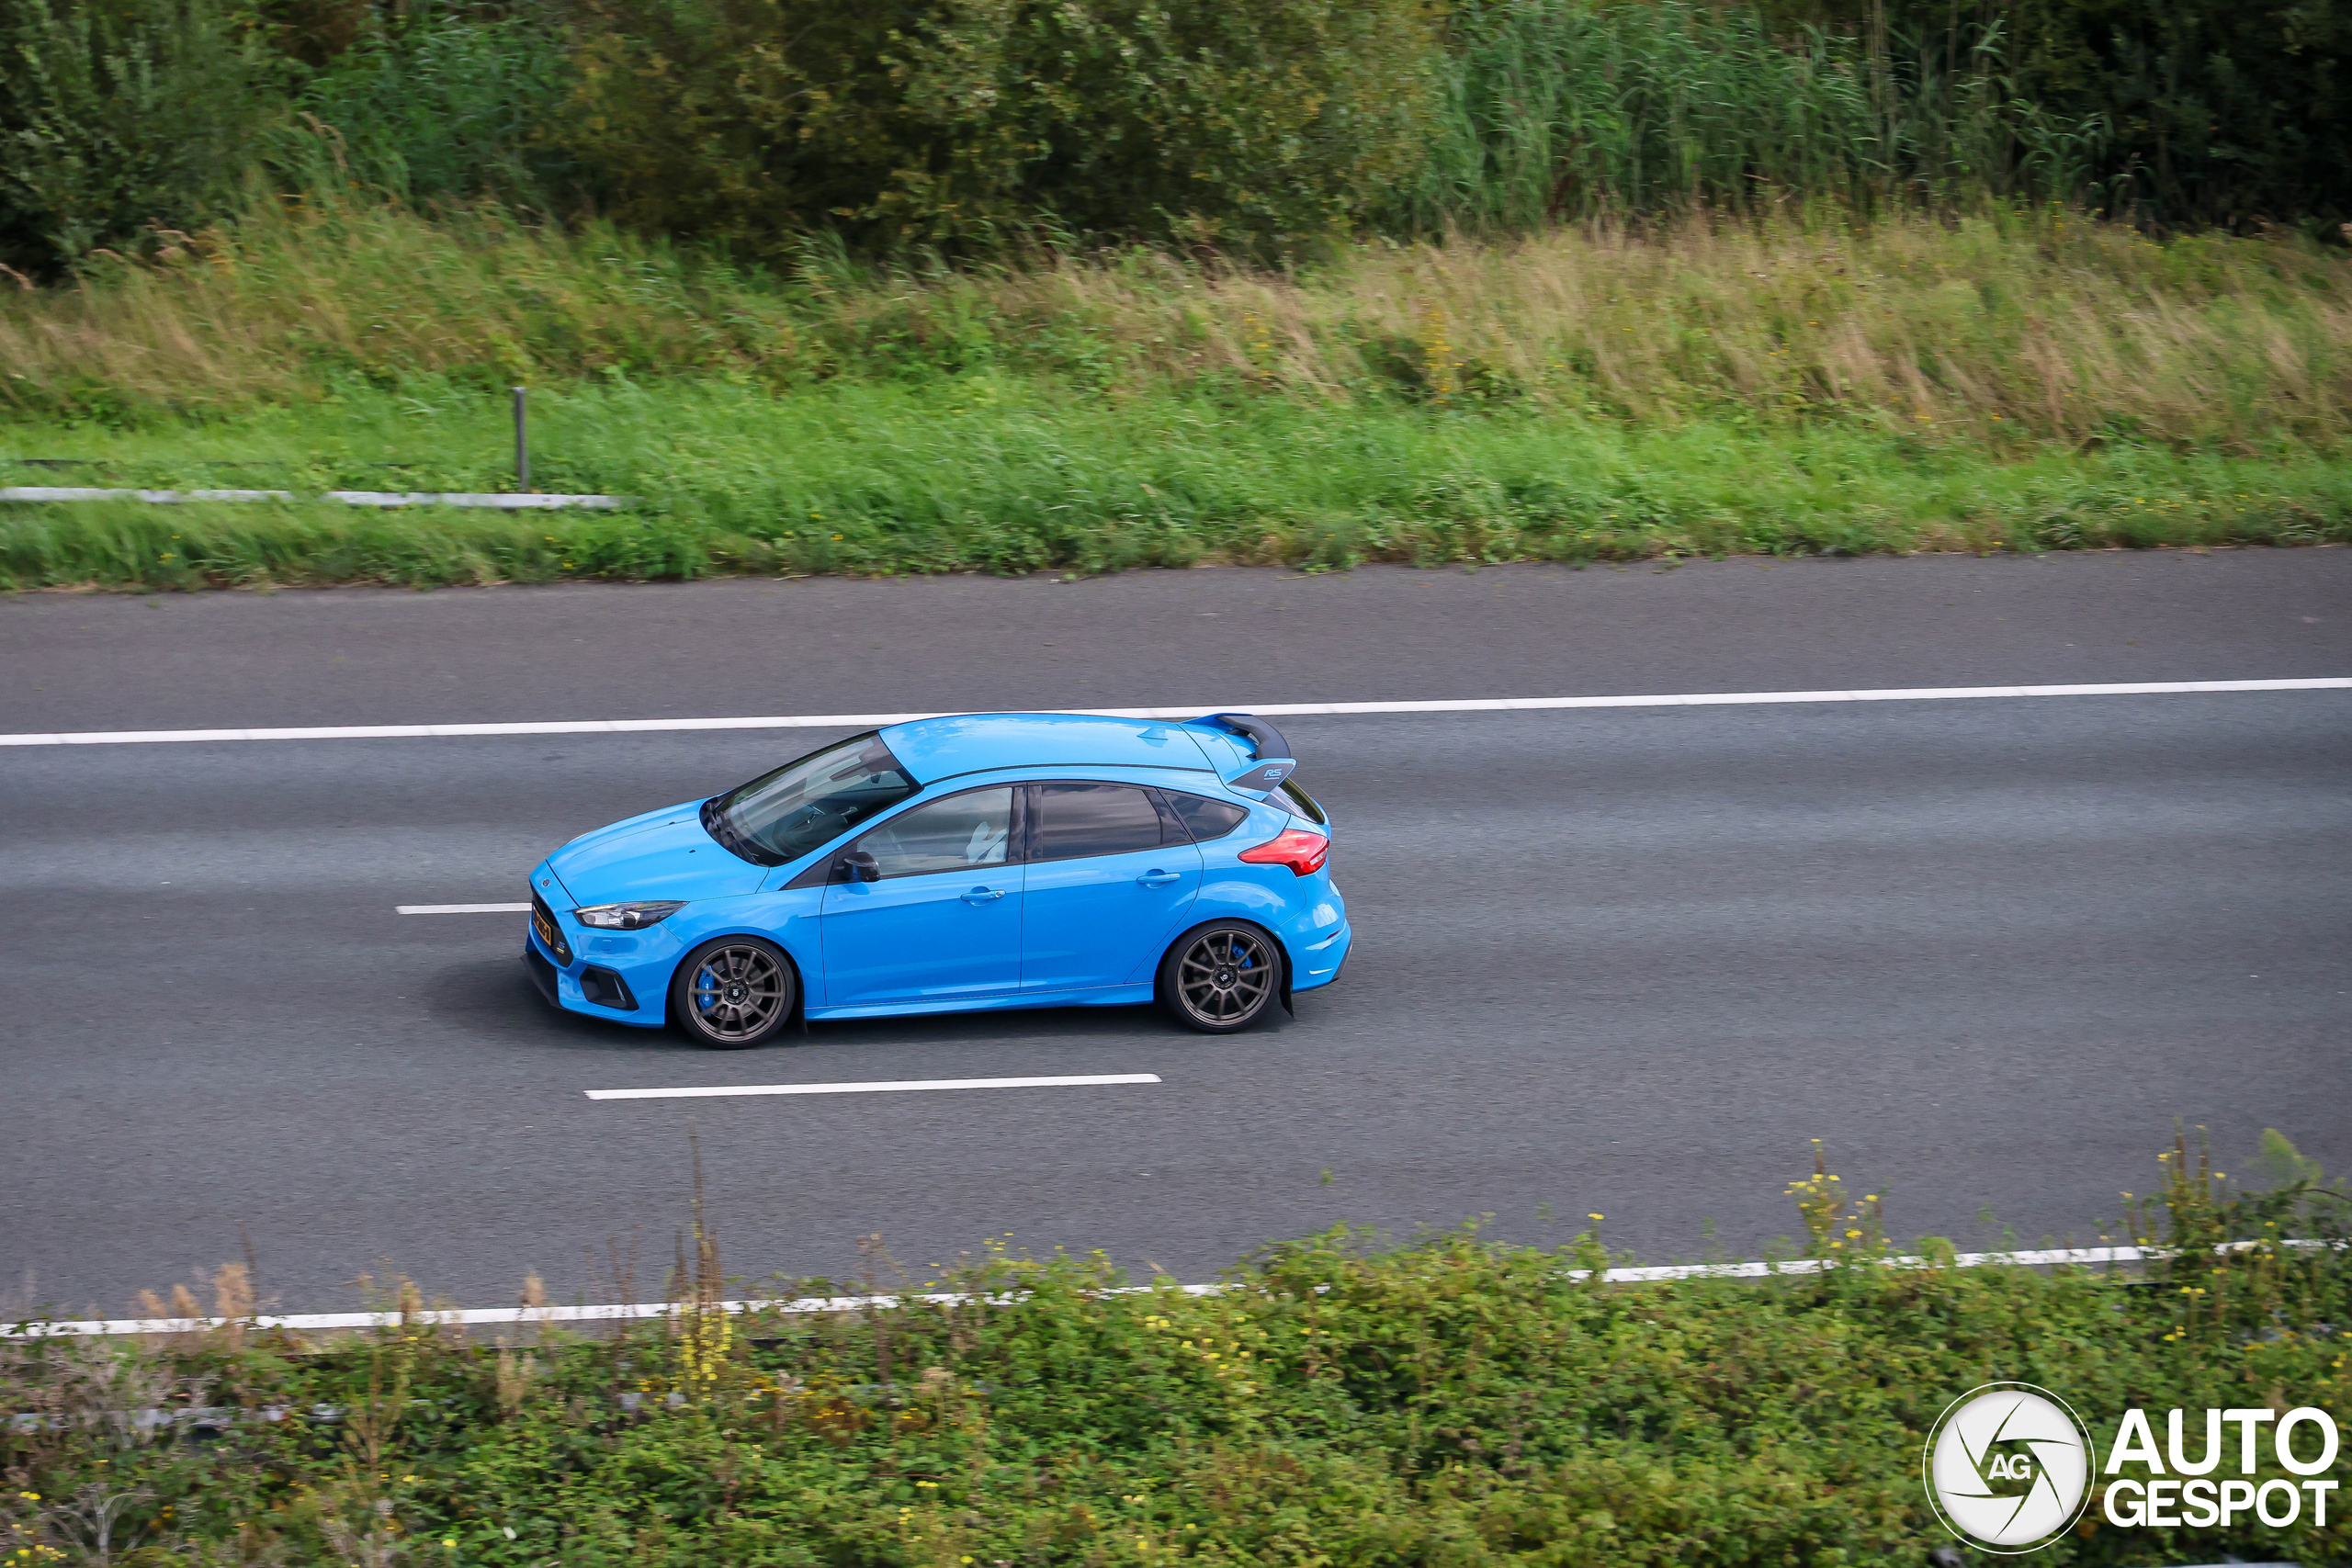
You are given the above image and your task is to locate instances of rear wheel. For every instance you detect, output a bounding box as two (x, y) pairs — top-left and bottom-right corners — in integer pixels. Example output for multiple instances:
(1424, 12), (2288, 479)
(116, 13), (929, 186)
(671, 936), (797, 1049)
(1159, 921), (1283, 1033)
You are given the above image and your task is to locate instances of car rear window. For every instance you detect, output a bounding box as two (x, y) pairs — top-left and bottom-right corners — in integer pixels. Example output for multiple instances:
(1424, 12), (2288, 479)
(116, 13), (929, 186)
(1163, 791), (1250, 841)
(1275, 778), (1328, 825)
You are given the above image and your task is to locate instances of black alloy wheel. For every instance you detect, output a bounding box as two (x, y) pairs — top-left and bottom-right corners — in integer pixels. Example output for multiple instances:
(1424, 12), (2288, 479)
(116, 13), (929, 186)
(671, 936), (797, 1048)
(1159, 921), (1282, 1033)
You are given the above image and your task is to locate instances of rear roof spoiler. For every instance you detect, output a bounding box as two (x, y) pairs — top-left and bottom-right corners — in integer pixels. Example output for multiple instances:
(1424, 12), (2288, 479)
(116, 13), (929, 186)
(1193, 712), (1292, 763)
(1193, 713), (1296, 797)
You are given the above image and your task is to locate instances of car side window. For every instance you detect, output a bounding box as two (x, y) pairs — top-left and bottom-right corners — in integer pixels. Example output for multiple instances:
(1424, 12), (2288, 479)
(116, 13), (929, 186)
(1163, 790), (1250, 842)
(1031, 783), (1166, 862)
(853, 787), (1014, 879)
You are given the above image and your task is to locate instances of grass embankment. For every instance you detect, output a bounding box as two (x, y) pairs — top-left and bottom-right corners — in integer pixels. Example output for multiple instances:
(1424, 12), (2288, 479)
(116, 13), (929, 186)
(3, 201), (2348, 588)
(3, 1137), (2347, 1566)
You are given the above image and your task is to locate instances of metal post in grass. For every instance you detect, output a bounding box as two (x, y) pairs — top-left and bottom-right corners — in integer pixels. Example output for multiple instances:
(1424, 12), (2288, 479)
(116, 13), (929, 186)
(513, 386), (530, 492)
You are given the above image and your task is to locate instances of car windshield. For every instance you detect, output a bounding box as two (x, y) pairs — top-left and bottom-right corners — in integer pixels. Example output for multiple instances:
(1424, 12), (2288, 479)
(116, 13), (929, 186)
(704, 732), (920, 867)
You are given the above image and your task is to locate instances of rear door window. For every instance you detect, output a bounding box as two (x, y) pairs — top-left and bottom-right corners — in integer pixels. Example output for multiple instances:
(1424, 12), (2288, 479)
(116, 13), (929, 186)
(1031, 784), (1166, 862)
(1162, 790), (1250, 841)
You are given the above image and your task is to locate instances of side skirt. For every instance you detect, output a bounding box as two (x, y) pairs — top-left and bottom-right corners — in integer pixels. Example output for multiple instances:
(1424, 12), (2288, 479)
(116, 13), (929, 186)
(807, 984), (1155, 1021)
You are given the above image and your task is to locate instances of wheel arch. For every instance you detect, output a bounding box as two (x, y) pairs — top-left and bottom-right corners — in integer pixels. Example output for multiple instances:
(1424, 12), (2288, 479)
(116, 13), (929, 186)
(665, 929), (812, 1031)
(1156, 914), (1291, 1026)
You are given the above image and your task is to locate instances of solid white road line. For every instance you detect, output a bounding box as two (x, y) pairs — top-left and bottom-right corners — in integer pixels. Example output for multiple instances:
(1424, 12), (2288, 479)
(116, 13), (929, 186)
(395, 902), (531, 915)
(585, 1072), (1162, 1101)
(14, 1242), (2335, 1339)
(3, 678), (2346, 747)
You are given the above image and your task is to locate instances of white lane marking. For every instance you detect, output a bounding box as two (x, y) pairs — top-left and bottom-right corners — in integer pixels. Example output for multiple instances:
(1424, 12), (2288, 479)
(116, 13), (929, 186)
(4, 678), (2346, 747)
(396, 902), (531, 915)
(11, 1241), (2335, 1338)
(586, 1072), (1161, 1101)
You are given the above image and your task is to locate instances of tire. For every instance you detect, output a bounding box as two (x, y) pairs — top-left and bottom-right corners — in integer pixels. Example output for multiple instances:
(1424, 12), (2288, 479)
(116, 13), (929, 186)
(670, 936), (798, 1049)
(1158, 920), (1283, 1034)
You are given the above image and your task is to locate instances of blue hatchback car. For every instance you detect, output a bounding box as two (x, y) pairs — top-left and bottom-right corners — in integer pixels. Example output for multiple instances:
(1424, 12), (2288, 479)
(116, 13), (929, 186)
(522, 712), (1349, 1046)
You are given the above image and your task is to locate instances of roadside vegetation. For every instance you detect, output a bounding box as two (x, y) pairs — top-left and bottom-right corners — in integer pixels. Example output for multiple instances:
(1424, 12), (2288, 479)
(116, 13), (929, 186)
(5, 201), (2347, 588)
(1, 0), (2347, 587)
(4, 1132), (2347, 1566)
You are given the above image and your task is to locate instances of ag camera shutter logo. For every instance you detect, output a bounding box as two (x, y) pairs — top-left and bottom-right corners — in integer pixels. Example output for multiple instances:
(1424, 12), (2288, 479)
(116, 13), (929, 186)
(1923, 1383), (2094, 1553)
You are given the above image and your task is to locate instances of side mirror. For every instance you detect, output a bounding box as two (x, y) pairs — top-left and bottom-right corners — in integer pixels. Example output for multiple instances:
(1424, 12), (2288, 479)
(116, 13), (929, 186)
(839, 850), (882, 884)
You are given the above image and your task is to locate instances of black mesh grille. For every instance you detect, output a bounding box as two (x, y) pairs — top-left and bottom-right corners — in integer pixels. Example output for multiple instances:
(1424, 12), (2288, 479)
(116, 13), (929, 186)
(529, 893), (573, 965)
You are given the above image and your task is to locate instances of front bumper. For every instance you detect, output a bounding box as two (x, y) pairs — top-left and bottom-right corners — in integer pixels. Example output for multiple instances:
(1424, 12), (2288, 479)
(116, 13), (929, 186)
(523, 942), (561, 1006)
(526, 904), (670, 1028)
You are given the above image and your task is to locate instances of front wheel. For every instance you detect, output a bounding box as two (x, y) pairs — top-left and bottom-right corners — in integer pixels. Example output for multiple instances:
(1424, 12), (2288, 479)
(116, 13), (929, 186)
(670, 936), (798, 1049)
(1158, 921), (1283, 1033)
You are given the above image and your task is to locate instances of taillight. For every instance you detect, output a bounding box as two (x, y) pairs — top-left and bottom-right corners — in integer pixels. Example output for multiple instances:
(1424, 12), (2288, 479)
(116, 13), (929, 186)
(1238, 828), (1329, 876)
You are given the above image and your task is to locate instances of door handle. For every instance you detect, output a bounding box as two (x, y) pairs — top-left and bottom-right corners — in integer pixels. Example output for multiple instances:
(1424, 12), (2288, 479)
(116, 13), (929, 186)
(961, 887), (1006, 903)
(1136, 870), (1182, 886)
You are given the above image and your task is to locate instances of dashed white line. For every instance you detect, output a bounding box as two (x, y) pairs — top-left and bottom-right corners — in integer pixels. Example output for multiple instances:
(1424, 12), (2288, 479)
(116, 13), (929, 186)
(396, 903), (531, 915)
(4, 678), (2345, 747)
(585, 1073), (1161, 1101)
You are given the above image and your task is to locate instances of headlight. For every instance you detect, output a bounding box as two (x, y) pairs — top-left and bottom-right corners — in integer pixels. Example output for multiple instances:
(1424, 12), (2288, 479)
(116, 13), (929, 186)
(573, 900), (686, 931)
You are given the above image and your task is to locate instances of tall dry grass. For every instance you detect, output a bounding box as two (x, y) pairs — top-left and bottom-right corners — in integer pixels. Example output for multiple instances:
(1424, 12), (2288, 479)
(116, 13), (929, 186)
(2, 195), (2346, 447)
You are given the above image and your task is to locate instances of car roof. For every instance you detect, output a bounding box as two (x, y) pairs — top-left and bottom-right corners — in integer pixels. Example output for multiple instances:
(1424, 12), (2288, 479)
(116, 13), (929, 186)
(879, 712), (1224, 784)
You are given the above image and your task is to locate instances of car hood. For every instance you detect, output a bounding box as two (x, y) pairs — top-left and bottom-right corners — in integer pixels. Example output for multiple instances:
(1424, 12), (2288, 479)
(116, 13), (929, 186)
(546, 800), (767, 907)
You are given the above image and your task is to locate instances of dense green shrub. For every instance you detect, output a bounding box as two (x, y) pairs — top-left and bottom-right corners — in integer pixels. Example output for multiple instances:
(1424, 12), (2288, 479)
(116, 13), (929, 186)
(289, 0), (577, 206)
(0, 0), (288, 277)
(1759, 0), (2352, 235)
(557, 0), (1442, 256)
(1, 1134), (2346, 1566)
(1407, 0), (2109, 231)
(4, 0), (2345, 277)
(2004, 0), (2352, 233)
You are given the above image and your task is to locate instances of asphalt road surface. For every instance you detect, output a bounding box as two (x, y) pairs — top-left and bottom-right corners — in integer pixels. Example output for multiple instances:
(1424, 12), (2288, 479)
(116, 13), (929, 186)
(4, 550), (2348, 1320)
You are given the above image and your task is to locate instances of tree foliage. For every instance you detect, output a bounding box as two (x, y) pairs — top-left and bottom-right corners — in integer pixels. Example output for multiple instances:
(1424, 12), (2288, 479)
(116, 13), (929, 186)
(559, 0), (1442, 256)
(0, 0), (288, 277)
(0, 0), (2345, 277)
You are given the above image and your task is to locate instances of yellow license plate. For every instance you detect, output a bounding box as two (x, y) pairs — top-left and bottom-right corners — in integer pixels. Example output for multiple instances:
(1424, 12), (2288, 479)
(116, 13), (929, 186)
(532, 907), (557, 949)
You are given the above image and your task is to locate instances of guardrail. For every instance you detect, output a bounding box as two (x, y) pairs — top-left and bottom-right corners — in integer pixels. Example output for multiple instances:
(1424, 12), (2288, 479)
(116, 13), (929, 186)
(0, 487), (628, 509)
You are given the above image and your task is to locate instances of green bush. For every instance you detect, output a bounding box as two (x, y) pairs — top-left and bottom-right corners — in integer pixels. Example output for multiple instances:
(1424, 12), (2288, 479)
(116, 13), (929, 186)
(1759, 0), (2352, 235)
(0, 0), (288, 277)
(1, 1134), (2346, 1566)
(5, 0), (2346, 279)
(2007, 0), (2352, 233)
(288, 0), (578, 206)
(1407, 0), (2108, 231)
(558, 0), (1442, 256)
